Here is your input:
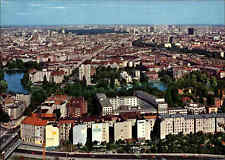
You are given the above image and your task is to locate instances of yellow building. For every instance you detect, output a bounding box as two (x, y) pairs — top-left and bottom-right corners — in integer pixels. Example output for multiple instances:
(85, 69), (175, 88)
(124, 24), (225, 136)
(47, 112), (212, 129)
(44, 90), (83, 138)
(45, 124), (59, 148)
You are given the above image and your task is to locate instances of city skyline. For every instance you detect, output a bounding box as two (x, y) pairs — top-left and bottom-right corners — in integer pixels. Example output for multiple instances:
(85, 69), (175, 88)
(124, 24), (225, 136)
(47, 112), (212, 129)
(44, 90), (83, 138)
(1, 0), (224, 26)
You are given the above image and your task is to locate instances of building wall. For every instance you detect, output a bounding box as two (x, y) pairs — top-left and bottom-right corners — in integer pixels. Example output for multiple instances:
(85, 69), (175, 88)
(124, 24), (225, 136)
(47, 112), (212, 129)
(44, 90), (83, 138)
(216, 117), (225, 132)
(16, 94), (31, 107)
(79, 64), (91, 85)
(137, 120), (151, 140)
(92, 123), (109, 143)
(195, 118), (204, 133)
(173, 117), (185, 135)
(160, 114), (225, 139)
(109, 96), (138, 111)
(35, 125), (45, 145)
(29, 70), (51, 83)
(114, 121), (132, 141)
(59, 123), (72, 142)
(73, 124), (87, 145)
(46, 125), (59, 148)
(184, 118), (194, 134)
(21, 124), (35, 145)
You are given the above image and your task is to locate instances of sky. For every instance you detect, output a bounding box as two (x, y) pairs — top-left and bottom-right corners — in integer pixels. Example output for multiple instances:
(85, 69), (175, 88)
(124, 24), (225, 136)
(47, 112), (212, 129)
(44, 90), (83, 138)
(1, 0), (224, 26)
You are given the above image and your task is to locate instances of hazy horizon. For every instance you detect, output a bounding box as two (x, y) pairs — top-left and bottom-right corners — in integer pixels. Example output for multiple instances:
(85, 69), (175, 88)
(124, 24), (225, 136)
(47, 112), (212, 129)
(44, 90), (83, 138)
(1, 0), (224, 26)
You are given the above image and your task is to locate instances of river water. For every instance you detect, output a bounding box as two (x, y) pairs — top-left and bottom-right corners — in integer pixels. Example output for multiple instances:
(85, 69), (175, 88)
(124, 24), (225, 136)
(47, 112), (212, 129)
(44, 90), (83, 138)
(4, 72), (28, 94)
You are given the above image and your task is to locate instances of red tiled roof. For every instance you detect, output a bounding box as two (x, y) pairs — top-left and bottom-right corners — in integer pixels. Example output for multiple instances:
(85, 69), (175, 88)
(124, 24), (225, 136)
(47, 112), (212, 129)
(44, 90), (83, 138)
(58, 120), (74, 125)
(22, 113), (47, 126)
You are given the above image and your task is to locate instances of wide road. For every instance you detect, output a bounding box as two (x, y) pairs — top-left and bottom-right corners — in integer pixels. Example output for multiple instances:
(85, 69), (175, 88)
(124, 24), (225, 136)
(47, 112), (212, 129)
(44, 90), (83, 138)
(14, 148), (225, 160)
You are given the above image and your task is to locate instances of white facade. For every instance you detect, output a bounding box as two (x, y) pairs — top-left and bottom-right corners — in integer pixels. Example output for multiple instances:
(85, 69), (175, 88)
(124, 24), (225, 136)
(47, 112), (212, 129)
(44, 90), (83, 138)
(29, 70), (51, 83)
(73, 124), (87, 145)
(79, 64), (91, 85)
(159, 114), (223, 139)
(137, 120), (151, 140)
(92, 123), (109, 143)
(160, 117), (174, 139)
(109, 96), (138, 111)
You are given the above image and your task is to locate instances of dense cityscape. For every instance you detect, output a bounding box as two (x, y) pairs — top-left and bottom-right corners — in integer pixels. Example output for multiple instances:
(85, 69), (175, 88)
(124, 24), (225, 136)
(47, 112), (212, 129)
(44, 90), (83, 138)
(0, 25), (225, 160)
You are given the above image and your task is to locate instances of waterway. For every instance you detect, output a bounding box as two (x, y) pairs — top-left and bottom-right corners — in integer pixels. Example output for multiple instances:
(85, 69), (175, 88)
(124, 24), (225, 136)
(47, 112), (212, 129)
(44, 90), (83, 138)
(4, 72), (28, 94)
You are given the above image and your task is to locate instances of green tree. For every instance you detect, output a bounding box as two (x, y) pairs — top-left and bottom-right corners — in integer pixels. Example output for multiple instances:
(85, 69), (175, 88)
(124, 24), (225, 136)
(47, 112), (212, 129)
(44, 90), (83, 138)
(21, 73), (32, 90)
(0, 80), (8, 93)
(0, 69), (4, 80)
(0, 109), (10, 122)
(210, 76), (218, 89)
(31, 87), (47, 106)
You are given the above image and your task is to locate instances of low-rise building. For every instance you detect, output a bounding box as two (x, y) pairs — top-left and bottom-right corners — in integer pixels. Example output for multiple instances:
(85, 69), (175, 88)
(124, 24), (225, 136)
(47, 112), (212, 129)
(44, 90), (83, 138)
(185, 103), (206, 114)
(168, 107), (188, 115)
(2, 97), (26, 120)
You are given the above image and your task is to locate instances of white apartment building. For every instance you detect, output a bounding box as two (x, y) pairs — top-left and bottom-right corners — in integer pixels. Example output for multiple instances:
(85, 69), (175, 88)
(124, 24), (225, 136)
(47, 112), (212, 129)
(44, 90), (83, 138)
(173, 116), (185, 135)
(109, 96), (138, 111)
(160, 117), (174, 139)
(183, 117), (195, 135)
(159, 114), (224, 139)
(73, 124), (87, 145)
(92, 123), (109, 143)
(137, 120), (151, 140)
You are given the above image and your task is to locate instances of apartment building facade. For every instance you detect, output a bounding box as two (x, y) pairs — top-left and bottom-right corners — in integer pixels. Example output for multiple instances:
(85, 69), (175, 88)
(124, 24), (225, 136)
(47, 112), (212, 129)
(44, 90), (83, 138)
(114, 121), (132, 141)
